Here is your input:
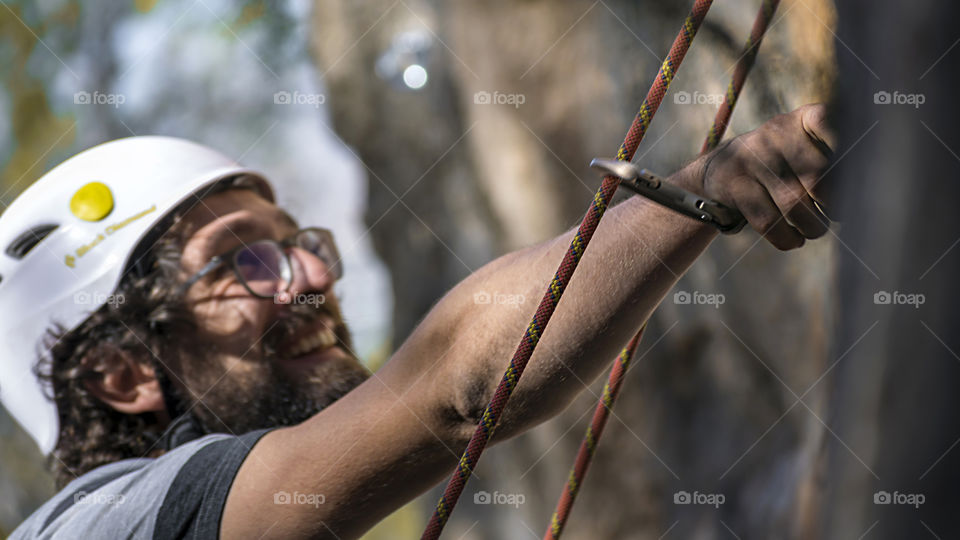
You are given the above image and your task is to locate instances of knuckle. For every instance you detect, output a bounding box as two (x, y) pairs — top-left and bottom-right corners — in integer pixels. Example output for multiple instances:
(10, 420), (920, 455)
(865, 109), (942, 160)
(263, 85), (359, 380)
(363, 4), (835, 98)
(801, 103), (829, 127)
(768, 111), (795, 133)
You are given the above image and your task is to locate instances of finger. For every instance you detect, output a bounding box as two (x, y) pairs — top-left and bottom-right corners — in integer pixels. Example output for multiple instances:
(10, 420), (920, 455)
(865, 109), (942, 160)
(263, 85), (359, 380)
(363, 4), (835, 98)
(751, 155), (830, 239)
(807, 173), (841, 222)
(798, 169), (838, 221)
(727, 175), (806, 250)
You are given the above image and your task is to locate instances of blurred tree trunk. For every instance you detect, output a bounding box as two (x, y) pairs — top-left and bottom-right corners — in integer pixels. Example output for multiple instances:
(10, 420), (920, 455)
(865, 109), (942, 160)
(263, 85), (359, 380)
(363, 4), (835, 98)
(311, 1), (837, 538)
(822, 0), (960, 538)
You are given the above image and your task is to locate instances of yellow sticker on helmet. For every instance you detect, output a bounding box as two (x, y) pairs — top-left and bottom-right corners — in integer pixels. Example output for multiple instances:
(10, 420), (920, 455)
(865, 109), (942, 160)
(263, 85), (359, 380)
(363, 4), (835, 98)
(70, 182), (114, 222)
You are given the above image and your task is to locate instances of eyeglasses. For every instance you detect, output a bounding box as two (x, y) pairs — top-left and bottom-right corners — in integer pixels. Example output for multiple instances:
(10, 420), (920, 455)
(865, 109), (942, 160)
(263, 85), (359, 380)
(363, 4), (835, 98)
(180, 227), (342, 299)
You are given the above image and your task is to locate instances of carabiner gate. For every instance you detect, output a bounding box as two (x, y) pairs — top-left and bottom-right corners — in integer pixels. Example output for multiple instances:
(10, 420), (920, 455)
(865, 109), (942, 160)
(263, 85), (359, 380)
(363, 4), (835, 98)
(591, 158), (746, 234)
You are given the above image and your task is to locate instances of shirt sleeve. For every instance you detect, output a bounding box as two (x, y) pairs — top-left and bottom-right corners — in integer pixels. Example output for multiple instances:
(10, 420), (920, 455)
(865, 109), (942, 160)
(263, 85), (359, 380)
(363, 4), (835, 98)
(153, 428), (273, 540)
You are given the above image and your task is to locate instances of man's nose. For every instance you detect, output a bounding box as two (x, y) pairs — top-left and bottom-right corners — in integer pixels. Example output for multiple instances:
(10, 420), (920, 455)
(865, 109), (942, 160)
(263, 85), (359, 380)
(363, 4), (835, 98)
(286, 247), (336, 296)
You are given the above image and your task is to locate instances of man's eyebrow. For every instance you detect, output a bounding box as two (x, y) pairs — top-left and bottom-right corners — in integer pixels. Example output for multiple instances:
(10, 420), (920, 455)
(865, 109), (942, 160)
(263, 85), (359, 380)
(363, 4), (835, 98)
(204, 219), (270, 254)
(203, 211), (299, 256)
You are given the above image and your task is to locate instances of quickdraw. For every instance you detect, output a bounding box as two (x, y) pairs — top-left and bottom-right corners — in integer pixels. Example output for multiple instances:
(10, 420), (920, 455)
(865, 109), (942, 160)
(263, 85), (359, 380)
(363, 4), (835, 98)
(590, 159), (747, 233)
(421, 1), (780, 537)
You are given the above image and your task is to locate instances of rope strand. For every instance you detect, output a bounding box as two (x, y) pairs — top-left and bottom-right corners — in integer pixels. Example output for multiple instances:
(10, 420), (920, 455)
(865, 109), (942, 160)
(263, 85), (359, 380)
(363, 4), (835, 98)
(542, 2), (780, 537)
(544, 331), (644, 540)
(703, 0), (781, 153)
(421, 1), (714, 538)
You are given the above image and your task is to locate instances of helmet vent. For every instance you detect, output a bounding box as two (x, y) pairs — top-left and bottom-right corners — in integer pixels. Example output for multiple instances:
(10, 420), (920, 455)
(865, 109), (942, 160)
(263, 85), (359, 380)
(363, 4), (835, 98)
(6, 224), (58, 259)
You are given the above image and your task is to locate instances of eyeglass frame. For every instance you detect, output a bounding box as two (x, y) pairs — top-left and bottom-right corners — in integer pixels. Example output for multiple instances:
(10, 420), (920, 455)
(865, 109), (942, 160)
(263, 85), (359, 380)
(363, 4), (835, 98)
(178, 227), (342, 299)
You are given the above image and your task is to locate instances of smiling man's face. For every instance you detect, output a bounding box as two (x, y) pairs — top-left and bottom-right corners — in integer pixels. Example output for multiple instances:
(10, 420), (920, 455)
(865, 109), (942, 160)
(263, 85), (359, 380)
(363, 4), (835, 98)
(169, 187), (369, 435)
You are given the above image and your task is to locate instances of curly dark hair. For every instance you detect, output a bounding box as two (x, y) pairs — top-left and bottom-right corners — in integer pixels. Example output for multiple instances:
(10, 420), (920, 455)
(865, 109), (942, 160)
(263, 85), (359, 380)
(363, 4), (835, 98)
(36, 223), (192, 489)
(35, 179), (258, 489)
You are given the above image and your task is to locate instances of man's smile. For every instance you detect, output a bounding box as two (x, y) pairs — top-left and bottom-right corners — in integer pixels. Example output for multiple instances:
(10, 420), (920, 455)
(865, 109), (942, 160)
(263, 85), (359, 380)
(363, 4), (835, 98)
(278, 315), (348, 364)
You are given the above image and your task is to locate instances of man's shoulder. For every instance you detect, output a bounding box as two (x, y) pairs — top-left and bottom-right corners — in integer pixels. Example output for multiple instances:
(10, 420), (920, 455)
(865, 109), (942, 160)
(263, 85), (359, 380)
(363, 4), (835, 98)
(10, 432), (258, 540)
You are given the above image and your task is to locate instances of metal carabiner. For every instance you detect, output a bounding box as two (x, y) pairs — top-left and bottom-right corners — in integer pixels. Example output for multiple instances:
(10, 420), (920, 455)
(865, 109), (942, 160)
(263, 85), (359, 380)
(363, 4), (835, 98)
(590, 158), (747, 234)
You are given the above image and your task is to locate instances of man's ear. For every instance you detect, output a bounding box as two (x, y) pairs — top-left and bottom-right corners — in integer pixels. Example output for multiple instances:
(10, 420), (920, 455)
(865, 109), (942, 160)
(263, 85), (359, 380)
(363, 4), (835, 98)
(82, 344), (167, 415)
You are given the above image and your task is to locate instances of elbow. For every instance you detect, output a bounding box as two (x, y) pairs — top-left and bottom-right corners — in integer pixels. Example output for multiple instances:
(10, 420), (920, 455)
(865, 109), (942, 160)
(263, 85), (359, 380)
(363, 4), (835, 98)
(448, 360), (579, 443)
(449, 360), (493, 429)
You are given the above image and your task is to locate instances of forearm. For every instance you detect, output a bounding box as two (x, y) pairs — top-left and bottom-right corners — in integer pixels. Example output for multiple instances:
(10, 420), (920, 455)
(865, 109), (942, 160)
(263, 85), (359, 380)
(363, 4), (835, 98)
(429, 154), (719, 438)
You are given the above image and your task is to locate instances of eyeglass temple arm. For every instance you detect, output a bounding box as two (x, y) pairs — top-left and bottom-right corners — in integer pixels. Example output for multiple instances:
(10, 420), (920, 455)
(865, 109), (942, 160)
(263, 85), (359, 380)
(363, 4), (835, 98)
(177, 256), (225, 295)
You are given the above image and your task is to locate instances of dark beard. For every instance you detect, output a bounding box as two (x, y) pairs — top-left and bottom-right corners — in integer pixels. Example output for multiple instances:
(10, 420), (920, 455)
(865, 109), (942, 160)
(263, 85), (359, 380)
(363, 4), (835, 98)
(185, 357), (370, 436)
(173, 302), (370, 436)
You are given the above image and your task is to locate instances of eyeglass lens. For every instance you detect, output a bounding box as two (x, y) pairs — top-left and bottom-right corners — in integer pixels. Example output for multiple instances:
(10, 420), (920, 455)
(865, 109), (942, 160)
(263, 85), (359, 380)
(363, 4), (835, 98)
(231, 230), (342, 297)
(234, 241), (292, 297)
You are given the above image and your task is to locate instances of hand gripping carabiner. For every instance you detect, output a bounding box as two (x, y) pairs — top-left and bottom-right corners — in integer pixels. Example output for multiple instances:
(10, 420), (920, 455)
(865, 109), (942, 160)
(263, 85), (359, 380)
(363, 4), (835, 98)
(591, 158), (747, 234)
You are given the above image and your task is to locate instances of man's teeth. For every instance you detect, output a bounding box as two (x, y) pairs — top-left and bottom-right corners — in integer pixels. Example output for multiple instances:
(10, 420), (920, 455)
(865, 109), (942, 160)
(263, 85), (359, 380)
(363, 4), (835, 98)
(289, 327), (338, 356)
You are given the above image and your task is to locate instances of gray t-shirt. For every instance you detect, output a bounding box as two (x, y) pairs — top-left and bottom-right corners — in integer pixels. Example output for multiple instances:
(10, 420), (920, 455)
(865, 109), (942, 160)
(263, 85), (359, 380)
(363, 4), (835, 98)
(10, 428), (272, 539)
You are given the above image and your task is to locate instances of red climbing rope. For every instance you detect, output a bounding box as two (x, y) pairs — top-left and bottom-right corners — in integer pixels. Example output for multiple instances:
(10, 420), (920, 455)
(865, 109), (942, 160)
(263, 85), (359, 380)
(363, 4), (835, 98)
(543, 1), (780, 538)
(421, 1), (714, 538)
(703, 0), (781, 153)
(544, 331), (644, 540)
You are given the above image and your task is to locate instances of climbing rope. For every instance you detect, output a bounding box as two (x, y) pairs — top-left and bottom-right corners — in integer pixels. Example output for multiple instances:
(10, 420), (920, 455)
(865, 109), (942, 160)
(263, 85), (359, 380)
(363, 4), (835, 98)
(421, 1), (714, 538)
(543, 1), (781, 538)
(543, 331), (644, 540)
(703, 0), (780, 153)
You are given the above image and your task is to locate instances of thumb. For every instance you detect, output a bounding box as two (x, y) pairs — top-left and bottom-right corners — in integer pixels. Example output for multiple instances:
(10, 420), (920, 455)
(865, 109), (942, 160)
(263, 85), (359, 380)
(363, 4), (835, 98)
(799, 103), (837, 157)
(798, 103), (841, 220)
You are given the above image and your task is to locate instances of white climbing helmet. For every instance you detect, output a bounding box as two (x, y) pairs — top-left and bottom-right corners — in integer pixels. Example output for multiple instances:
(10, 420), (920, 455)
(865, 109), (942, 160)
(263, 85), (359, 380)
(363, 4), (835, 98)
(0, 136), (273, 455)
